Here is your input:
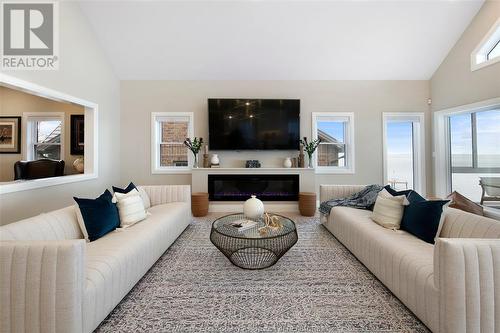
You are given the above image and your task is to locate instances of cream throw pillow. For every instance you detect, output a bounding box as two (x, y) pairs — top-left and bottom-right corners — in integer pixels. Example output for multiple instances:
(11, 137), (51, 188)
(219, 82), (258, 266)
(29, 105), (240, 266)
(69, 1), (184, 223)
(371, 189), (406, 230)
(114, 189), (147, 228)
(137, 187), (151, 209)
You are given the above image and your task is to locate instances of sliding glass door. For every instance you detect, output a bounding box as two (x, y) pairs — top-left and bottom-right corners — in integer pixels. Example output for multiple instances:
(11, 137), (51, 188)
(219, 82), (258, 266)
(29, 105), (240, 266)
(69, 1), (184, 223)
(448, 109), (500, 203)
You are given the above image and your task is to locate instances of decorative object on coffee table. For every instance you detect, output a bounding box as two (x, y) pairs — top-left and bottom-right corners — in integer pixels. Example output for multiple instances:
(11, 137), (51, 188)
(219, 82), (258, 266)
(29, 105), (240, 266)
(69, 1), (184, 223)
(210, 213), (298, 269)
(300, 137), (321, 168)
(184, 137), (203, 168)
(299, 192), (317, 216)
(191, 192), (209, 217)
(243, 195), (264, 219)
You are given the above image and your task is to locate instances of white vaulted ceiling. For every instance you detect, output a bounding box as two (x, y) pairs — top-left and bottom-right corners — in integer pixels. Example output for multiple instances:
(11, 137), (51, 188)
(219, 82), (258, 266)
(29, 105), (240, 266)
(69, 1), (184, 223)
(79, 0), (484, 80)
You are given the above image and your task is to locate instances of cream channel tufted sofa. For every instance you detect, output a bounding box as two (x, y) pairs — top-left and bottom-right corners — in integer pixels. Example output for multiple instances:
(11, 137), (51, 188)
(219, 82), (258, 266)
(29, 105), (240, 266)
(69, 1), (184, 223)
(0, 185), (191, 333)
(320, 184), (500, 333)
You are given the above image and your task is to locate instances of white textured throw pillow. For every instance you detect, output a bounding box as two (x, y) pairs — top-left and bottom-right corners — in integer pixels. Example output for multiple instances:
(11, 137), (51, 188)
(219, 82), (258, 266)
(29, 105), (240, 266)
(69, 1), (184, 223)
(114, 189), (147, 228)
(371, 189), (406, 230)
(137, 187), (151, 209)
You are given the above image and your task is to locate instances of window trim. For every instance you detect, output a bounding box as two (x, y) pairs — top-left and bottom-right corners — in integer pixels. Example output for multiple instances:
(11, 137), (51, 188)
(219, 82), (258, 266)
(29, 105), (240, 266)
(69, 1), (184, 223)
(23, 112), (65, 161)
(151, 112), (194, 174)
(382, 112), (426, 194)
(0, 74), (98, 195)
(433, 97), (500, 197)
(471, 17), (500, 71)
(311, 112), (355, 174)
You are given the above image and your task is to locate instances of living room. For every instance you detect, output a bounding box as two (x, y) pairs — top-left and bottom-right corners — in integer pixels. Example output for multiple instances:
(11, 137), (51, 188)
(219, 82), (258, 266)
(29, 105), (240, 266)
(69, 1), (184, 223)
(0, 1), (499, 332)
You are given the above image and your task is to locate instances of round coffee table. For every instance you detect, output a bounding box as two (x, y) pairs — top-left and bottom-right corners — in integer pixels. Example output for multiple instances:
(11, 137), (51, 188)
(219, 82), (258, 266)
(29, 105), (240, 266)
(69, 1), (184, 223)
(210, 213), (298, 270)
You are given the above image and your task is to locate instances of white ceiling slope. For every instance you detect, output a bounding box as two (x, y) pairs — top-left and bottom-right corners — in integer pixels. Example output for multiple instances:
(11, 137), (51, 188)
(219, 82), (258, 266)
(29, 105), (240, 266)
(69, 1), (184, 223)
(79, 0), (484, 80)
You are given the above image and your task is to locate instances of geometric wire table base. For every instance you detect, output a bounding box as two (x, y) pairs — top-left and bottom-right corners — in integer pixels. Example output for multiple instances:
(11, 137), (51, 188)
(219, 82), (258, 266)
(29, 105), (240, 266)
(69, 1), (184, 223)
(210, 213), (298, 270)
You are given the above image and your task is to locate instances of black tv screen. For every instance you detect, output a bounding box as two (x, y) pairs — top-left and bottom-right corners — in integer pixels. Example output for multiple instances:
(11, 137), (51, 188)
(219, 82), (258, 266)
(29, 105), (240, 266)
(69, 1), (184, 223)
(208, 99), (300, 150)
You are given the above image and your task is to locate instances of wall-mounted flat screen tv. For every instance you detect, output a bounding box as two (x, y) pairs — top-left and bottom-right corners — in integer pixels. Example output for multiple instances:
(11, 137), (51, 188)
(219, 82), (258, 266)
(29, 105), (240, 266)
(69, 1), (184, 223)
(208, 98), (300, 150)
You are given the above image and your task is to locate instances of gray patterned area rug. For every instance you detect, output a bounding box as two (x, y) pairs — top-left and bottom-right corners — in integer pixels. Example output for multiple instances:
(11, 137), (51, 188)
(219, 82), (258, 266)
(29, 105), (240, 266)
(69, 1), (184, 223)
(96, 213), (429, 333)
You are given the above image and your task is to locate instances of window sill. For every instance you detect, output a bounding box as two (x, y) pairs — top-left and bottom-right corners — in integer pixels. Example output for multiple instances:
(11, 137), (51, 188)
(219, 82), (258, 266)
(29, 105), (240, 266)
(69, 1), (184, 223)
(471, 56), (500, 71)
(0, 173), (97, 195)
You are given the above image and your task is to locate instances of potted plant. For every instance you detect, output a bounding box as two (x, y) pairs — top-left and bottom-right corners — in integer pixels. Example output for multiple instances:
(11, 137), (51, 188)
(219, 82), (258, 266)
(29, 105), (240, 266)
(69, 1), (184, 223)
(300, 137), (321, 168)
(184, 137), (203, 168)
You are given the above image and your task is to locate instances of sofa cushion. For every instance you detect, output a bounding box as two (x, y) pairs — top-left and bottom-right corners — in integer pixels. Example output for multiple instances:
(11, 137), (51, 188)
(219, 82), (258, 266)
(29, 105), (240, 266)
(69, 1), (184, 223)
(400, 194), (449, 244)
(113, 182), (151, 209)
(113, 189), (147, 227)
(74, 190), (120, 242)
(83, 201), (191, 333)
(371, 189), (406, 229)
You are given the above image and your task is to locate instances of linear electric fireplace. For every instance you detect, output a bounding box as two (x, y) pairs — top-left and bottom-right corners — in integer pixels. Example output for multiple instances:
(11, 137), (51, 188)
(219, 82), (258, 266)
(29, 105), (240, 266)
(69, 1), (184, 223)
(208, 174), (299, 201)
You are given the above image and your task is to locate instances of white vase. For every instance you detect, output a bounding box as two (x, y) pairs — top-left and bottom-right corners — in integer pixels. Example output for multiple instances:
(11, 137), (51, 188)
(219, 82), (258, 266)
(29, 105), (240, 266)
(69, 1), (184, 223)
(211, 154), (219, 165)
(243, 195), (264, 219)
(283, 157), (292, 168)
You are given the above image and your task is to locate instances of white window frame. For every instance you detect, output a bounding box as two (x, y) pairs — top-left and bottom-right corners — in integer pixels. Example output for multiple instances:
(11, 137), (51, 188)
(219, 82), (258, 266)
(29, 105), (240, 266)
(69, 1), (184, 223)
(433, 97), (500, 197)
(382, 112), (426, 194)
(311, 112), (355, 174)
(151, 112), (194, 174)
(0, 74), (98, 195)
(24, 112), (65, 161)
(471, 17), (500, 71)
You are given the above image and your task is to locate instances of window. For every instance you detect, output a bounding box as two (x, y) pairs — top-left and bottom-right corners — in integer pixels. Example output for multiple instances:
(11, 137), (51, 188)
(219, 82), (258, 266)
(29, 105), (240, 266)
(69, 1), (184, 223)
(151, 112), (193, 173)
(448, 109), (500, 201)
(25, 113), (64, 161)
(383, 113), (425, 193)
(471, 18), (500, 70)
(312, 112), (354, 173)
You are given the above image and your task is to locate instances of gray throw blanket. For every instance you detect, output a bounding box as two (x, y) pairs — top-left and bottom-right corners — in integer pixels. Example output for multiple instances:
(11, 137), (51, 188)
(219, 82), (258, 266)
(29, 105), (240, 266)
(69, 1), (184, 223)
(319, 184), (383, 216)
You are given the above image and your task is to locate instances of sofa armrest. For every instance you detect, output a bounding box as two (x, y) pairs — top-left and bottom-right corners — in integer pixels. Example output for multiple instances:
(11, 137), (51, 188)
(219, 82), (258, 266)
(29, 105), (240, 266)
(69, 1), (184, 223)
(319, 185), (365, 203)
(139, 185), (191, 207)
(0, 239), (85, 333)
(434, 238), (500, 333)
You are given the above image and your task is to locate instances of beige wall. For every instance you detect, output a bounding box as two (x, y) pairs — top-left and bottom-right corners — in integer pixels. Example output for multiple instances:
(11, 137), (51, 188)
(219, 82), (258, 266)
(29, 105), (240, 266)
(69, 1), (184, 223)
(0, 86), (85, 181)
(0, 2), (120, 225)
(430, 0), (500, 111)
(121, 80), (431, 194)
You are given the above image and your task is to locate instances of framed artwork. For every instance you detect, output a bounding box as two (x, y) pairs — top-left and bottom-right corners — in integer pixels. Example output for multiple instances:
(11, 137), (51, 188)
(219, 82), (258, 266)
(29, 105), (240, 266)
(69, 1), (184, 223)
(71, 114), (85, 155)
(0, 116), (21, 154)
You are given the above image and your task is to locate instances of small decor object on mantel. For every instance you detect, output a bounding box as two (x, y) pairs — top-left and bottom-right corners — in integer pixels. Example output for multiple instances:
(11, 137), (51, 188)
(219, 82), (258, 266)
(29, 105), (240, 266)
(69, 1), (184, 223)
(203, 145), (210, 168)
(298, 144), (305, 168)
(300, 137), (321, 168)
(211, 154), (220, 167)
(283, 157), (292, 168)
(184, 137), (203, 168)
(243, 195), (264, 219)
(245, 160), (261, 168)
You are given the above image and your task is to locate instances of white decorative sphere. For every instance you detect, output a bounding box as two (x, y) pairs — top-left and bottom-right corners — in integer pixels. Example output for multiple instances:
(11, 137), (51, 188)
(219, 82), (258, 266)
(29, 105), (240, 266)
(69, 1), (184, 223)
(283, 157), (292, 168)
(73, 158), (84, 173)
(243, 195), (264, 219)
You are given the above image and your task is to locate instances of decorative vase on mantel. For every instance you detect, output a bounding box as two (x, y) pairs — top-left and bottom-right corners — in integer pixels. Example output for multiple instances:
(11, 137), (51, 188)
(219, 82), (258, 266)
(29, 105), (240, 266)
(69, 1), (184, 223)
(243, 195), (264, 219)
(192, 153), (199, 168)
(307, 153), (313, 168)
(283, 157), (292, 168)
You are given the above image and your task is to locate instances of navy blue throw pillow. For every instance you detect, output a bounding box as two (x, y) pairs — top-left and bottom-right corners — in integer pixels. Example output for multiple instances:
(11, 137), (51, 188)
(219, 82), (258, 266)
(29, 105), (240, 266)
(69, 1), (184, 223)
(112, 182), (137, 194)
(400, 197), (449, 244)
(74, 189), (120, 242)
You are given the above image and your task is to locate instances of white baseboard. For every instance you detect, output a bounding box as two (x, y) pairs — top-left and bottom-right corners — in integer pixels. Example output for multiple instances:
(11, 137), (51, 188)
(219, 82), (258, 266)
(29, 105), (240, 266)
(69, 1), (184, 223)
(209, 201), (299, 213)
